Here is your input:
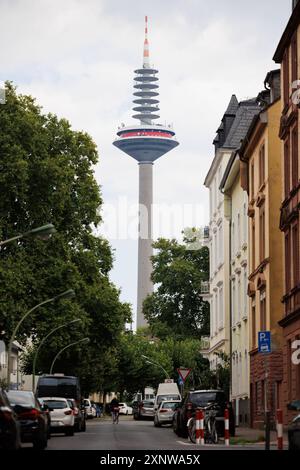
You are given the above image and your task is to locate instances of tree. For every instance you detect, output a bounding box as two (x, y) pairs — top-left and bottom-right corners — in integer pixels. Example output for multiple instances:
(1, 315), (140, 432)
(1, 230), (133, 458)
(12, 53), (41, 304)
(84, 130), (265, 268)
(143, 234), (210, 340)
(0, 83), (131, 392)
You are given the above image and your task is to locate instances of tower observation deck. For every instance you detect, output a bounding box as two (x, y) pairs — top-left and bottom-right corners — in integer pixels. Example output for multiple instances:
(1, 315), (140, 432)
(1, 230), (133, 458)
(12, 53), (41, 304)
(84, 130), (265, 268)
(113, 17), (179, 328)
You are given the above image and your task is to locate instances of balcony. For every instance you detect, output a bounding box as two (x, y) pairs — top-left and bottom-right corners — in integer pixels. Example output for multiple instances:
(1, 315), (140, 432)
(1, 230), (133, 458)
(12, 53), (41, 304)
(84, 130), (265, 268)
(201, 281), (211, 300)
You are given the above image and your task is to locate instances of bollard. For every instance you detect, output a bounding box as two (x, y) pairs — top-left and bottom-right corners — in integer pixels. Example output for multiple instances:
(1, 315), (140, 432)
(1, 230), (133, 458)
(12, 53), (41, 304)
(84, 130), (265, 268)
(224, 408), (230, 446)
(196, 408), (204, 445)
(276, 409), (283, 450)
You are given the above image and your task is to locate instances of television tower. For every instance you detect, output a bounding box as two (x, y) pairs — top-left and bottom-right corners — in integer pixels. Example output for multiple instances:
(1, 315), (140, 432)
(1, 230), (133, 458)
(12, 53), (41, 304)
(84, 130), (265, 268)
(113, 17), (179, 328)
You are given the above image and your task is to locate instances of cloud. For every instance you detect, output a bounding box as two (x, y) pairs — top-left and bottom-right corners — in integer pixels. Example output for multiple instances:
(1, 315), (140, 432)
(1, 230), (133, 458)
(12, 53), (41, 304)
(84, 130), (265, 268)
(0, 0), (291, 318)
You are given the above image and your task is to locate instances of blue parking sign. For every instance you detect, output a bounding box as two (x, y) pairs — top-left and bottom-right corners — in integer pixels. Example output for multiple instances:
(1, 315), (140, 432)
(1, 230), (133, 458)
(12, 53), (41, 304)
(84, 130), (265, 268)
(258, 331), (271, 353)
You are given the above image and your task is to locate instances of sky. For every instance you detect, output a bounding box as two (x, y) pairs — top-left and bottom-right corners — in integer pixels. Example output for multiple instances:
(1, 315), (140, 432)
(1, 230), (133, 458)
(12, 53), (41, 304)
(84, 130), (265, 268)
(0, 0), (291, 324)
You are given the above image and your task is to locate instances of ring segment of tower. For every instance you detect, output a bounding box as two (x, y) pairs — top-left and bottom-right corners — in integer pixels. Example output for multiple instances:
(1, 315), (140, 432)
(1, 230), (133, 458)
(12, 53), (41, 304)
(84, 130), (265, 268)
(113, 16), (179, 328)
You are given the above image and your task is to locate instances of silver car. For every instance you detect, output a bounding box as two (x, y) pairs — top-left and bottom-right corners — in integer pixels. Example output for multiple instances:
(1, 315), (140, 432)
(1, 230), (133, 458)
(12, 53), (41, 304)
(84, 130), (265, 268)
(42, 397), (75, 436)
(154, 400), (181, 427)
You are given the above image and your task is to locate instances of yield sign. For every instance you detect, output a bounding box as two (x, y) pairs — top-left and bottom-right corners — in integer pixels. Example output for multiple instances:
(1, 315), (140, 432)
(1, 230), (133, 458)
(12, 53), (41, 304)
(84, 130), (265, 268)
(177, 368), (192, 382)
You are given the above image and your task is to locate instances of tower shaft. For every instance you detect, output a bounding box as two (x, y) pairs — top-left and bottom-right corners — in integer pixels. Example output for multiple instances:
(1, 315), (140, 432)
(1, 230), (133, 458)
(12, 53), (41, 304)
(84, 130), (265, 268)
(137, 162), (153, 328)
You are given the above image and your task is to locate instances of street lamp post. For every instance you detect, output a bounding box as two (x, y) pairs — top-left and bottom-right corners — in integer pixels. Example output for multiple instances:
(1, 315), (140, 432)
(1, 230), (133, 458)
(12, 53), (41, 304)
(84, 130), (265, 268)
(32, 318), (81, 392)
(49, 338), (89, 375)
(6, 289), (75, 390)
(0, 224), (56, 247)
(141, 354), (169, 379)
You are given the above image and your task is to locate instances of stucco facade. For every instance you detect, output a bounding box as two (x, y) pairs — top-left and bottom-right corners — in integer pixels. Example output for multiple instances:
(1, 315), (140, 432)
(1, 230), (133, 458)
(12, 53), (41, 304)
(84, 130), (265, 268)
(221, 154), (250, 426)
(240, 92), (284, 429)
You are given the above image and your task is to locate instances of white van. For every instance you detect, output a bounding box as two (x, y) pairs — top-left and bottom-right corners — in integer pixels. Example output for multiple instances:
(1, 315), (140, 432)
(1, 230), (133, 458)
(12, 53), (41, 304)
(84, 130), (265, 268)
(154, 382), (181, 410)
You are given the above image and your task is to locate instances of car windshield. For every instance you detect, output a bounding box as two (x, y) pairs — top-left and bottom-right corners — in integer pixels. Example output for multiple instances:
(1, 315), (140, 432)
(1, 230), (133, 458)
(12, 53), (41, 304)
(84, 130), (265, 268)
(7, 391), (34, 406)
(157, 395), (180, 404)
(119, 403), (125, 406)
(84, 400), (90, 406)
(44, 400), (67, 409)
(191, 392), (221, 406)
(67, 400), (75, 408)
(161, 402), (178, 410)
(143, 401), (154, 408)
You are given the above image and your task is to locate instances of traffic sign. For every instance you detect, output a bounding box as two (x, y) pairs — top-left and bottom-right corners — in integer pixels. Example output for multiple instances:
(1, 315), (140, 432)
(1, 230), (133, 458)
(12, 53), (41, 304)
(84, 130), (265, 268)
(177, 368), (192, 382)
(178, 378), (184, 386)
(258, 331), (272, 354)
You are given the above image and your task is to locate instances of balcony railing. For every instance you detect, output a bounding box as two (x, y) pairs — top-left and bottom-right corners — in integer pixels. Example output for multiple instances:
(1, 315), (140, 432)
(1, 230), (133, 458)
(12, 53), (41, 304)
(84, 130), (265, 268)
(201, 281), (210, 295)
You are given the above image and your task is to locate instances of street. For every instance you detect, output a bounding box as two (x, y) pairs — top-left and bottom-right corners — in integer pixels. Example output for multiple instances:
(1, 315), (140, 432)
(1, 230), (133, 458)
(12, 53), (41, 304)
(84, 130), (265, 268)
(19, 417), (283, 451)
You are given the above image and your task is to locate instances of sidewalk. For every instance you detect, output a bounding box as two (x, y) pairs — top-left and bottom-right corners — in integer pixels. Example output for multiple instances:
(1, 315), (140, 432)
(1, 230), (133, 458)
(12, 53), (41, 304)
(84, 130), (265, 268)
(231, 427), (288, 447)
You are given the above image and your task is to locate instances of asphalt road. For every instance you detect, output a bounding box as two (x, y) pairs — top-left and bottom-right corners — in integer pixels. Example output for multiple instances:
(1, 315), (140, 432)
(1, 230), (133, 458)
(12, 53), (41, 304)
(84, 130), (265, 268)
(39, 417), (272, 451)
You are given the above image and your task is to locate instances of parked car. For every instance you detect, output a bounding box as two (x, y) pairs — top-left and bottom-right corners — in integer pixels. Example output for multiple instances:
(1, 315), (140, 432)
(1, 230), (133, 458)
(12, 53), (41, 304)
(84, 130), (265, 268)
(173, 389), (235, 438)
(67, 398), (86, 432)
(0, 387), (21, 450)
(154, 400), (181, 427)
(83, 398), (95, 419)
(7, 390), (48, 449)
(154, 382), (181, 411)
(287, 400), (300, 451)
(37, 398), (51, 439)
(119, 403), (133, 415)
(42, 397), (75, 436)
(133, 400), (155, 420)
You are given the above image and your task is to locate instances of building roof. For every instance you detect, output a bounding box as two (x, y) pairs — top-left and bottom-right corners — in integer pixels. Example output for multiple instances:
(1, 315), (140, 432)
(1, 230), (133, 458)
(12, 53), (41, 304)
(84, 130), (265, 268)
(222, 99), (261, 149)
(273, 2), (300, 63)
(224, 94), (239, 116)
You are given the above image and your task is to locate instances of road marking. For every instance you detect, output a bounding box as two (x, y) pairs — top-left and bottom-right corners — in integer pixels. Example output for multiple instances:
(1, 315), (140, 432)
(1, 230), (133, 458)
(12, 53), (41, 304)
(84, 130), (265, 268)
(176, 440), (195, 446)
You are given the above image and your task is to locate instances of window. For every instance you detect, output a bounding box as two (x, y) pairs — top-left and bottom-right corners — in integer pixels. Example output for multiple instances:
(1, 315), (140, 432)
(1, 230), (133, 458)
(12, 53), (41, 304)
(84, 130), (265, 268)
(219, 286), (224, 328)
(292, 223), (299, 286)
(232, 281), (236, 326)
(283, 48), (290, 107)
(219, 224), (223, 265)
(260, 290), (267, 331)
(284, 138), (290, 198)
(259, 144), (265, 187)
(244, 269), (248, 316)
(291, 33), (298, 84)
(259, 208), (266, 262)
(215, 292), (218, 334)
(210, 297), (214, 338)
(251, 162), (255, 199)
(292, 125), (298, 189)
(285, 231), (291, 293)
(252, 220), (256, 272)
(252, 300), (256, 348)
(243, 202), (247, 244)
(237, 277), (241, 322)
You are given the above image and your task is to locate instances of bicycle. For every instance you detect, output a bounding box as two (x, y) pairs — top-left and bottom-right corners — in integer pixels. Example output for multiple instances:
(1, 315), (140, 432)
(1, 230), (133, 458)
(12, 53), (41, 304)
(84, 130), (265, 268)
(187, 404), (219, 444)
(112, 406), (120, 424)
(203, 404), (219, 444)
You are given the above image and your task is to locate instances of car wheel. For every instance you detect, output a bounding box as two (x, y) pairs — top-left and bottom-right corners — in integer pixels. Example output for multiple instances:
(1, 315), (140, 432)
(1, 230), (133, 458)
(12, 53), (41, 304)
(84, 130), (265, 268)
(81, 419), (87, 432)
(126, 411), (128, 415)
(65, 426), (74, 436)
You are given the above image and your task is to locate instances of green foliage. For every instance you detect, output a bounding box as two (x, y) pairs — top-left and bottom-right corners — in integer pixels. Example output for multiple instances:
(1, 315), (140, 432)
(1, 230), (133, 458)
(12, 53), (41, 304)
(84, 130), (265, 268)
(143, 235), (210, 340)
(0, 83), (131, 392)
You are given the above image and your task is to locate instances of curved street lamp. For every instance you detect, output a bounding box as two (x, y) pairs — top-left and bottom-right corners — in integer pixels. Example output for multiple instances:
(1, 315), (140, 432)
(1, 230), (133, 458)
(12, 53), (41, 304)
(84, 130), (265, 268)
(6, 289), (75, 390)
(141, 354), (169, 379)
(0, 224), (56, 247)
(49, 337), (89, 375)
(32, 318), (82, 391)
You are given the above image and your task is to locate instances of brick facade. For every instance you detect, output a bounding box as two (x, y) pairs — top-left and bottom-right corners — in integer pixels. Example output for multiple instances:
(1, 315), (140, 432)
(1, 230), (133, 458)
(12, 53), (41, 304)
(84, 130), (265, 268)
(250, 350), (283, 429)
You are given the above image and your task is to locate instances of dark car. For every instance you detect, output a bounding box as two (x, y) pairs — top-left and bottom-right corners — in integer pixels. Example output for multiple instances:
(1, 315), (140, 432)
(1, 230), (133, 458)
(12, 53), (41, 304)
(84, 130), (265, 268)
(133, 400), (155, 420)
(173, 389), (235, 438)
(7, 390), (48, 450)
(0, 387), (21, 450)
(67, 398), (86, 432)
(287, 400), (300, 451)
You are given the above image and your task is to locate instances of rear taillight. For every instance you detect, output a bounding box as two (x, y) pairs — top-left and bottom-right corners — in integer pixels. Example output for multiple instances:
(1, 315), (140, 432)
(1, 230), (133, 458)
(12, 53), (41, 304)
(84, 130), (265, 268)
(159, 409), (168, 413)
(0, 406), (13, 421)
(19, 408), (40, 420)
(64, 409), (73, 415)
